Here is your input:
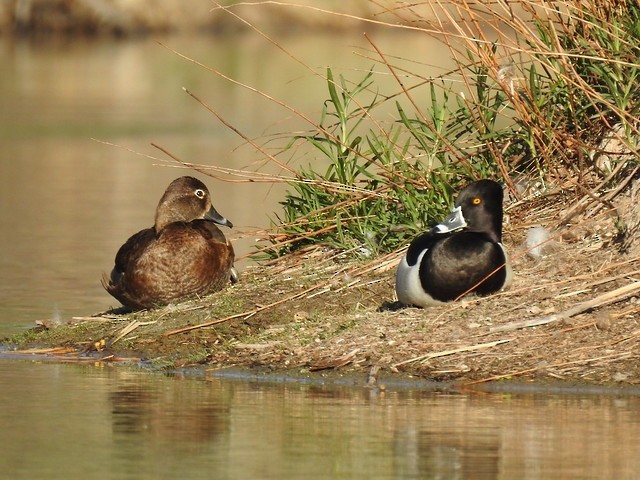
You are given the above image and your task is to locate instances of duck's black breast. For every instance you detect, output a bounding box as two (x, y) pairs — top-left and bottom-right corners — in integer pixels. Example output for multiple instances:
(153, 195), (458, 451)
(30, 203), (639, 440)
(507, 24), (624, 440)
(419, 231), (508, 302)
(404, 230), (444, 267)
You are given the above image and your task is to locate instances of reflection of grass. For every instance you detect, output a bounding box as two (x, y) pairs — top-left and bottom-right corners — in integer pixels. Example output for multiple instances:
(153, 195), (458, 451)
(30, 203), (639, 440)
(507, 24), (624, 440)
(250, 1), (640, 258)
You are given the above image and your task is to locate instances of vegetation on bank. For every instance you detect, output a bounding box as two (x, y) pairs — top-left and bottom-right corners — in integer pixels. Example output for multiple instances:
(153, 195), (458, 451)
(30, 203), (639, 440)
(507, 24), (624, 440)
(261, 0), (640, 258)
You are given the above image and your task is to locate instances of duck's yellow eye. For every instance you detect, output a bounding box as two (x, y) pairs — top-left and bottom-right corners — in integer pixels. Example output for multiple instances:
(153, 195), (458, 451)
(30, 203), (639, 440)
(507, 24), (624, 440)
(472, 197), (481, 205)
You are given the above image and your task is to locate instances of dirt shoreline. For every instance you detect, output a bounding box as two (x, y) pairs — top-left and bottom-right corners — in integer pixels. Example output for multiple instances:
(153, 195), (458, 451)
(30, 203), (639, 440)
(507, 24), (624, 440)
(174, 365), (640, 395)
(3, 184), (640, 389)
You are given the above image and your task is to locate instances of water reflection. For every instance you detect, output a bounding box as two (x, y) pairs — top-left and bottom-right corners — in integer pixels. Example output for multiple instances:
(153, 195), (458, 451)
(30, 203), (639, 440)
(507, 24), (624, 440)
(407, 428), (500, 478)
(110, 378), (230, 443)
(0, 360), (638, 479)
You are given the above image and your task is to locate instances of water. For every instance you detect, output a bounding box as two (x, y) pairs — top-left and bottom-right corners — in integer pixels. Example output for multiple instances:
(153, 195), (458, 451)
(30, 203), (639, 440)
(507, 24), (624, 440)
(1, 31), (637, 480)
(0, 360), (637, 479)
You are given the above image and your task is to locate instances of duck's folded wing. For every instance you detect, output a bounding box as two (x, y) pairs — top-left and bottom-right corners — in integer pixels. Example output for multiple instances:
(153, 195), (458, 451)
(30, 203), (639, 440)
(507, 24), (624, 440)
(112, 228), (156, 278)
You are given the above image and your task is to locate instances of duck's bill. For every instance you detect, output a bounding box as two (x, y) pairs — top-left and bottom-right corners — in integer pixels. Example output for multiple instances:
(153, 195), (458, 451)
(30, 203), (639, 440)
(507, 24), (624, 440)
(432, 206), (467, 233)
(205, 206), (234, 229)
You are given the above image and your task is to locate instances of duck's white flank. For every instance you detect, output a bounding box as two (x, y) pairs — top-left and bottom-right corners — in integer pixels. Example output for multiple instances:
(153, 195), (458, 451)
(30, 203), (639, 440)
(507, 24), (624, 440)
(395, 249), (444, 307)
(499, 243), (513, 290)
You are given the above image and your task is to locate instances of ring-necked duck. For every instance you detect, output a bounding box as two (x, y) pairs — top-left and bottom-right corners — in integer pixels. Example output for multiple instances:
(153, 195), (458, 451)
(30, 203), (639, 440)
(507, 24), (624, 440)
(395, 179), (512, 307)
(103, 176), (236, 310)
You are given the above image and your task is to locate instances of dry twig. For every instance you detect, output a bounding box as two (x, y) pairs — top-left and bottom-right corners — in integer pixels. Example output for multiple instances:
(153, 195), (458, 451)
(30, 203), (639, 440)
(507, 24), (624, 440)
(464, 351), (634, 386)
(489, 282), (640, 334)
(392, 339), (511, 369)
(309, 348), (360, 371)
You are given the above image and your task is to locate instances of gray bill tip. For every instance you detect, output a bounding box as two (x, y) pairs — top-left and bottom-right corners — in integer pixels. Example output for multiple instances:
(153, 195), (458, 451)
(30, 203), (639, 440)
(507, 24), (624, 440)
(432, 206), (467, 233)
(206, 206), (233, 229)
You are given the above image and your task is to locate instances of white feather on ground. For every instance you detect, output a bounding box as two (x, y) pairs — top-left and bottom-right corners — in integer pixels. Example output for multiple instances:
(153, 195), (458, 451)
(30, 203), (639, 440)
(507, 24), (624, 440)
(526, 226), (553, 258)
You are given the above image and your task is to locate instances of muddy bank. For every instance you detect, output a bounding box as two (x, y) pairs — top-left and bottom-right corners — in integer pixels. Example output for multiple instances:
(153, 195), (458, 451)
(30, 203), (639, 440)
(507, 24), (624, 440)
(4, 183), (640, 388)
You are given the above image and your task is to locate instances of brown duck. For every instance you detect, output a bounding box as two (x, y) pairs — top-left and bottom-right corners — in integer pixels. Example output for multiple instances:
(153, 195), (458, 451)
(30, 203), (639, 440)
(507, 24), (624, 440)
(103, 176), (236, 310)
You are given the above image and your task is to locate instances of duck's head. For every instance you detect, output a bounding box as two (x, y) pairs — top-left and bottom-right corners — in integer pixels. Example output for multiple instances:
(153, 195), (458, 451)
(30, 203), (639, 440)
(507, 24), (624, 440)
(434, 179), (504, 242)
(154, 176), (233, 232)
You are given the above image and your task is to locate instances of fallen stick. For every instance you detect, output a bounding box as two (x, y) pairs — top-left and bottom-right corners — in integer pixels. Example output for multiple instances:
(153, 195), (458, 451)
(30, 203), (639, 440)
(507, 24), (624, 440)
(166, 311), (261, 336)
(392, 339), (511, 369)
(309, 348), (360, 371)
(463, 351), (634, 386)
(3, 347), (76, 355)
(489, 281), (640, 334)
(70, 316), (121, 322)
(111, 320), (141, 345)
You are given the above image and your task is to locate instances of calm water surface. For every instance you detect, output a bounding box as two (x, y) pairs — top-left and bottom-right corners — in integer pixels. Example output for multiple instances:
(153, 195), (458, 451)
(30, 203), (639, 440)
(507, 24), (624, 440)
(0, 360), (639, 480)
(1, 32), (638, 480)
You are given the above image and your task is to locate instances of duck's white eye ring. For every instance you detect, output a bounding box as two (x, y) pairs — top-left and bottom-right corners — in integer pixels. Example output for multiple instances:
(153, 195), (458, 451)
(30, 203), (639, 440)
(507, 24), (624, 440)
(194, 189), (206, 199)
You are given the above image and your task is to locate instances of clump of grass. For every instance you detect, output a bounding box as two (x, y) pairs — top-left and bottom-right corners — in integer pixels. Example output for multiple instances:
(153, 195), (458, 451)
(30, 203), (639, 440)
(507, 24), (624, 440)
(257, 0), (640, 259)
(265, 59), (513, 258)
(525, 1), (640, 171)
(270, 67), (464, 257)
(458, 0), (640, 181)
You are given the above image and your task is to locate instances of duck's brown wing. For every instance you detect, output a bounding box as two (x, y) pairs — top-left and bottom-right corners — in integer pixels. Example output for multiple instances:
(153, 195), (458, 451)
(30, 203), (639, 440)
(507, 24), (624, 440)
(104, 222), (234, 310)
(103, 228), (157, 309)
(111, 228), (156, 280)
